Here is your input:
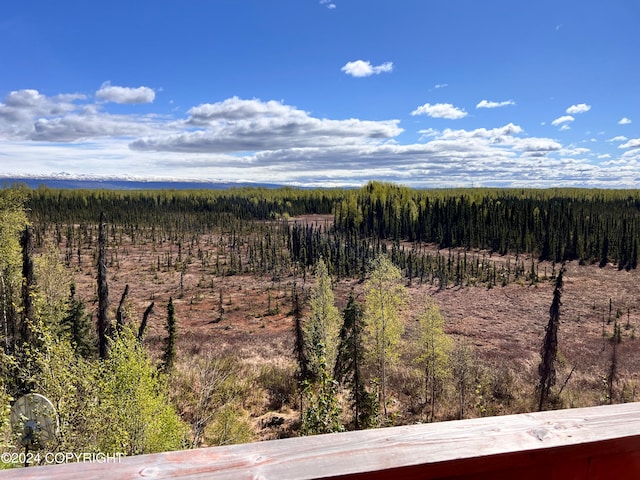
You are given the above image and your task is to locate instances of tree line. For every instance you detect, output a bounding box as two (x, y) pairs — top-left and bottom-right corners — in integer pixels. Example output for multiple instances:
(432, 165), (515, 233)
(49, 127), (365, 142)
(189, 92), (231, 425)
(335, 182), (640, 269)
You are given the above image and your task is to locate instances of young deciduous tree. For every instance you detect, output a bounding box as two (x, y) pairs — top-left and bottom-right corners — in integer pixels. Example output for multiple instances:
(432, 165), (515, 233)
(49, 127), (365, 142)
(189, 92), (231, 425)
(0, 377), (10, 454)
(301, 259), (343, 434)
(97, 327), (189, 455)
(304, 259), (341, 377)
(172, 353), (252, 448)
(33, 243), (72, 335)
(414, 297), (452, 422)
(363, 254), (408, 422)
(0, 188), (27, 354)
(450, 339), (476, 419)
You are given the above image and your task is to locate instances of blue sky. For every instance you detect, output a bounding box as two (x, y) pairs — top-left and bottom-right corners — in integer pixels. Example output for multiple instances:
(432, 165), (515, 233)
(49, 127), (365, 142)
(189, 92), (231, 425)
(1, 0), (639, 188)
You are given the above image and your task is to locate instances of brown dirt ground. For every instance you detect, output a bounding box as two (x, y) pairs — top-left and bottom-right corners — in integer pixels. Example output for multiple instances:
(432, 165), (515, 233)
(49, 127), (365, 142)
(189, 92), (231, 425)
(57, 219), (640, 435)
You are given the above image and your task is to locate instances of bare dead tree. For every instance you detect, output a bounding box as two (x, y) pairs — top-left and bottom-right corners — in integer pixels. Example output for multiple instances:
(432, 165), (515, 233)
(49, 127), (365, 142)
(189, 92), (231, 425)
(137, 302), (155, 342)
(116, 284), (130, 331)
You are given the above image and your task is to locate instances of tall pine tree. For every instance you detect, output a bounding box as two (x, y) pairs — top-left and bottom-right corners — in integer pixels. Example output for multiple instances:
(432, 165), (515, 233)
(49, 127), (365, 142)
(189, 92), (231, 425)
(537, 264), (565, 411)
(163, 297), (177, 372)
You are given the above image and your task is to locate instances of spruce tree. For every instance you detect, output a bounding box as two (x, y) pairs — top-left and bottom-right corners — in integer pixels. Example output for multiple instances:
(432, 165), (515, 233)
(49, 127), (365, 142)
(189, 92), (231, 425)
(97, 212), (110, 359)
(607, 320), (622, 404)
(163, 297), (177, 372)
(62, 284), (96, 358)
(335, 290), (377, 429)
(537, 264), (565, 411)
(20, 225), (35, 346)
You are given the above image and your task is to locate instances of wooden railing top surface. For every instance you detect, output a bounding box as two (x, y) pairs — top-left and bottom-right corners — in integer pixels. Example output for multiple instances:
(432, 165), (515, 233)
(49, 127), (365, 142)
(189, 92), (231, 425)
(4, 402), (640, 479)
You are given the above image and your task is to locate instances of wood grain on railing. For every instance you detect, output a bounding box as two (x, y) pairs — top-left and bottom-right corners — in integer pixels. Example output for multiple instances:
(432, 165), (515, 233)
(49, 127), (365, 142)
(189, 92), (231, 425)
(4, 402), (640, 479)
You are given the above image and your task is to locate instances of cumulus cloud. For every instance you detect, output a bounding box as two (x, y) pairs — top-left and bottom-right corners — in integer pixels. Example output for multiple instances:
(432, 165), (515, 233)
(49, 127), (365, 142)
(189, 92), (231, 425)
(608, 136), (628, 142)
(0, 89), (83, 123)
(560, 147), (591, 156)
(566, 103), (591, 114)
(185, 97), (302, 124)
(551, 115), (574, 126)
(618, 117), (632, 125)
(476, 99), (515, 109)
(96, 82), (156, 104)
(411, 103), (467, 119)
(341, 60), (393, 77)
(619, 138), (640, 149)
(436, 123), (524, 141)
(131, 97), (402, 153)
(0, 88), (168, 142)
(3, 86), (640, 188)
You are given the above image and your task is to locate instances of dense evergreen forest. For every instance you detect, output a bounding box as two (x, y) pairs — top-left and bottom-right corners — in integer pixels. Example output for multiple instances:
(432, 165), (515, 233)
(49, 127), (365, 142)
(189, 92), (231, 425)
(24, 182), (640, 293)
(2, 182), (640, 467)
(27, 182), (640, 272)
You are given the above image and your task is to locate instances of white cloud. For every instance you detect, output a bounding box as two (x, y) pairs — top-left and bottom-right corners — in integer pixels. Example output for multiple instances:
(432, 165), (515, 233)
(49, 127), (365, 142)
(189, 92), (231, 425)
(434, 83), (448, 89)
(566, 103), (591, 114)
(598, 154), (611, 159)
(0, 88), (170, 142)
(512, 137), (562, 153)
(559, 124), (571, 131)
(476, 99), (515, 109)
(619, 138), (640, 149)
(3, 87), (640, 188)
(341, 60), (393, 77)
(551, 115), (574, 126)
(437, 123), (523, 141)
(186, 97), (301, 124)
(618, 117), (632, 125)
(608, 136), (628, 142)
(320, 0), (336, 8)
(132, 97), (403, 153)
(411, 103), (467, 119)
(96, 82), (156, 104)
(560, 147), (590, 156)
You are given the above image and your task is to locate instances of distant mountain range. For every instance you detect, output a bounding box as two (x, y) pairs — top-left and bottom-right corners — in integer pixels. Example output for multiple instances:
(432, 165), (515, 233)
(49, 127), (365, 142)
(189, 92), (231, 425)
(0, 176), (287, 190)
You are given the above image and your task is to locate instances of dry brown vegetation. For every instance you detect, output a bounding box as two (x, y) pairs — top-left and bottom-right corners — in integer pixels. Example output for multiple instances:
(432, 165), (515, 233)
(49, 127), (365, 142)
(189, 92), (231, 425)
(50, 216), (640, 442)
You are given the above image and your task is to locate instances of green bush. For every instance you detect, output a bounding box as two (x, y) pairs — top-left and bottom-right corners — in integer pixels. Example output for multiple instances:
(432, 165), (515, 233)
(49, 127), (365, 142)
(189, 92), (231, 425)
(257, 363), (298, 411)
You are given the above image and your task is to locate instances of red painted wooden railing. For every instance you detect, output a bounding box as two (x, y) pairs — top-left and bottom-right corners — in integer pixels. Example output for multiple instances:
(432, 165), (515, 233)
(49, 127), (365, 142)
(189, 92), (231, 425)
(3, 402), (640, 479)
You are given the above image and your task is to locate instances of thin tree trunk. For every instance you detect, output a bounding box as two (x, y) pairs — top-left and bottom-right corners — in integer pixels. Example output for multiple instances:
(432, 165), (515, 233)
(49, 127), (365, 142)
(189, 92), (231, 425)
(116, 284), (129, 331)
(137, 302), (154, 341)
(20, 225), (34, 345)
(97, 212), (110, 359)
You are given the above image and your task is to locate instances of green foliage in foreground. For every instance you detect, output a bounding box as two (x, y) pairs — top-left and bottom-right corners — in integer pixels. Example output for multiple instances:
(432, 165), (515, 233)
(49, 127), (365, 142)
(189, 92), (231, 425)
(4, 323), (189, 458)
(97, 328), (189, 455)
